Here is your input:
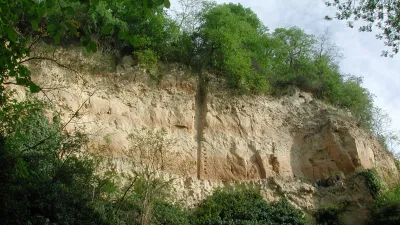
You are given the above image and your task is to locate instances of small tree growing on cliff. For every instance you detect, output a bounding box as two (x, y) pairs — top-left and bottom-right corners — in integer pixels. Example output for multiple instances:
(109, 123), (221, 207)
(124, 128), (176, 225)
(370, 107), (400, 153)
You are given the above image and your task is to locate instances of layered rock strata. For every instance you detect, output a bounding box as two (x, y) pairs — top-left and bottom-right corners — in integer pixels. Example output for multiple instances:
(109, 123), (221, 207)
(17, 47), (399, 224)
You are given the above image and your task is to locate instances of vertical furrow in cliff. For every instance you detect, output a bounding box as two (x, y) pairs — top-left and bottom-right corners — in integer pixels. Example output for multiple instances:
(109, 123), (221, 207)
(195, 72), (208, 179)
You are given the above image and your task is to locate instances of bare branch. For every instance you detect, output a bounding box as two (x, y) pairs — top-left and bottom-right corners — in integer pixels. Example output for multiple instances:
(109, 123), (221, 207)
(20, 56), (78, 73)
(0, 90), (98, 167)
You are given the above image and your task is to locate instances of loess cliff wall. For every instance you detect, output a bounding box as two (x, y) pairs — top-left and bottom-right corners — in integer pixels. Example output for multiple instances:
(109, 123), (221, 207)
(19, 46), (399, 224)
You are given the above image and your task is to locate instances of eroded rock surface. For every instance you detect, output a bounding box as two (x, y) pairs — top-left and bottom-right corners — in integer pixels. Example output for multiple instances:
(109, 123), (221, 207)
(17, 47), (399, 224)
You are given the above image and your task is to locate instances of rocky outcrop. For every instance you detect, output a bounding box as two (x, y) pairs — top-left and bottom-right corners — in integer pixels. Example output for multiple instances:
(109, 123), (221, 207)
(19, 46), (399, 224)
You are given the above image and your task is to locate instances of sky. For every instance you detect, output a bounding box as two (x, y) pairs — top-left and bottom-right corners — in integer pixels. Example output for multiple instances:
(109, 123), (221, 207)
(170, 0), (400, 151)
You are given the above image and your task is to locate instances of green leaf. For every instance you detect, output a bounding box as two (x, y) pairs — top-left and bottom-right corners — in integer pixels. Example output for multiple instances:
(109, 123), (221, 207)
(89, 41), (97, 52)
(16, 77), (29, 86)
(54, 34), (61, 44)
(144, 7), (152, 17)
(130, 37), (142, 47)
(81, 36), (90, 46)
(143, 0), (149, 10)
(118, 31), (128, 40)
(85, 41), (97, 52)
(164, 0), (171, 8)
(65, 6), (74, 15)
(101, 24), (113, 35)
(68, 23), (78, 36)
(29, 83), (41, 93)
(28, 4), (38, 18)
(7, 28), (17, 42)
(37, 7), (45, 18)
(91, 0), (100, 6)
(81, 4), (90, 13)
(46, 0), (56, 8)
(14, 158), (29, 178)
(154, 0), (164, 7)
(31, 20), (39, 31)
(47, 23), (57, 32)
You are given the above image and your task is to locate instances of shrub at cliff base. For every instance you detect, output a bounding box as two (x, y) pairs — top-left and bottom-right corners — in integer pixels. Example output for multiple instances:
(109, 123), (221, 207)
(0, 94), (110, 224)
(152, 201), (191, 225)
(315, 202), (349, 225)
(191, 186), (307, 225)
(369, 185), (400, 225)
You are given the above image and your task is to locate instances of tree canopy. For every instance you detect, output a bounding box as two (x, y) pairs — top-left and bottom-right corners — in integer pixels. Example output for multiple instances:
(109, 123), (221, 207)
(0, 0), (171, 92)
(197, 3), (269, 92)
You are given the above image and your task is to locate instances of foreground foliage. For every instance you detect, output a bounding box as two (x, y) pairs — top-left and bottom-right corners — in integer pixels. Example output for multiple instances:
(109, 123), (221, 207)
(359, 170), (383, 199)
(315, 171), (400, 225)
(0, 92), (188, 225)
(0, 92), (109, 224)
(192, 187), (307, 225)
(325, 0), (400, 57)
(369, 185), (400, 225)
(315, 202), (348, 225)
(0, 0), (171, 92)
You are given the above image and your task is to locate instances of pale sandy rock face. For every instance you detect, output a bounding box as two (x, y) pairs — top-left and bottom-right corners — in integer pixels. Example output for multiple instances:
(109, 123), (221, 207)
(200, 90), (397, 182)
(21, 46), (399, 224)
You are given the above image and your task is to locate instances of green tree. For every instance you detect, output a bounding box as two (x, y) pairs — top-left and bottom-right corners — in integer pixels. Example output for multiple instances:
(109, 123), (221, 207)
(152, 201), (190, 225)
(325, 0), (400, 57)
(370, 185), (400, 225)
(0, 0), (99, 92)
(337, 75), (374, 127)
(0, 92), (110, 224)
(315, 203), (348, 225)
(269, 27), (317, 89)
(94, 0), (178, 58)
(196, 3), (269, 93)
(272, 27), (317, 71)
(0, 0), (171, 92)
(192, 187), (307, 225)
(368, 107), (400, 153)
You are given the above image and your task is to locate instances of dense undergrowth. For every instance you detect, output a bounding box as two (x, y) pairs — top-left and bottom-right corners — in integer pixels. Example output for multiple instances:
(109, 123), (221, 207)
(315, 171), (400, 225)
